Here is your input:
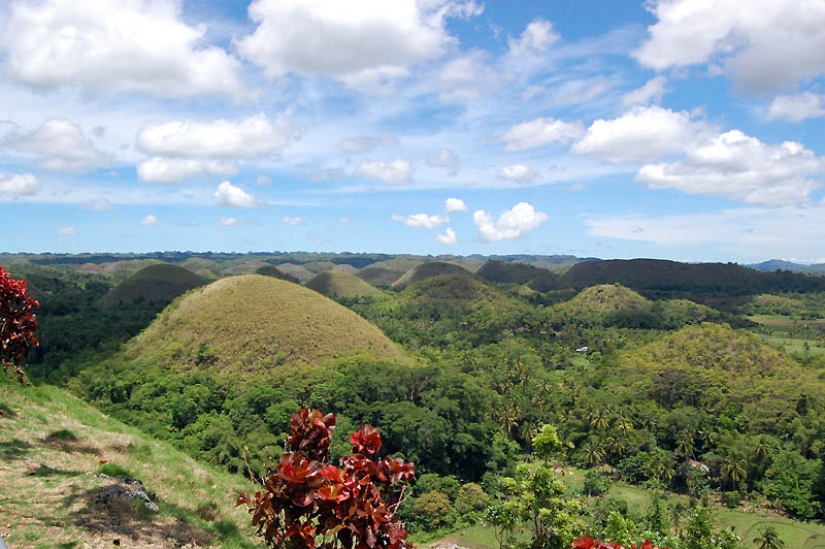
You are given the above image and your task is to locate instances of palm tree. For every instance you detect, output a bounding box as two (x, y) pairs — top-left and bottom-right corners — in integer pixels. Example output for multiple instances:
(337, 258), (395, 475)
(588, 410), (610, 431)
(584, 443), (606, 468)
(720, 454), (747, 490)
(753, 526), (784, 549)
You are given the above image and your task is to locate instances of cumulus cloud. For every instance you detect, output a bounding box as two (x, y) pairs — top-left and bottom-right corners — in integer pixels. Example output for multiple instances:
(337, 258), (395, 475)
(0, 173), (40, 196)
(436, 227), (458, 244)
(444, 198), (467, 213)
(634, 0), (825, 93)
(436, 51), (494, 101)
(508, 19), (559, 56)
(391, 213), (446, 229)
(140, 214), (158, 226)
(621, 76), (669, 107)
(501, 117), (584, 151)
(136, 114), (294, 159)
(0, 0), (248, 98)
(339, 217), (355, 224)
(498, 165), (537, 184)
(282, 216), (304, 226)
(427, 149), (460, 175)
(137, 158), (237, 185)
(237, 0), (481, 88)
(217, 217), (239, 226)
(572, 106), (713, 163)
(356, 159), (413, 186)
(4, 119), (111, 172)
(473, 202), (548, 242)
(636, 130), (824, 206)
(767, 92), (825, 122)
(214, 181), (259, 208)
(57, 226), (76, 236)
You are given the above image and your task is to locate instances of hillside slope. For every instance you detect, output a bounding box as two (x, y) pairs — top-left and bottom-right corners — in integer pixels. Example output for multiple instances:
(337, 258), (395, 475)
(306, 270), (384, 298)
(0, 383), (254, 548)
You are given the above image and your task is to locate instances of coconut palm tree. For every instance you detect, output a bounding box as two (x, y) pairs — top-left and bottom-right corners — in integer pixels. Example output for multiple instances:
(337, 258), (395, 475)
(753, 526), (784, 549)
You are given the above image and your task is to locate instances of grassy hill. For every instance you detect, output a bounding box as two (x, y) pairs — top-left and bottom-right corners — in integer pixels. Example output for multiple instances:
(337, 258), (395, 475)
(560, 283), (654, 317)
(392, 261), (472, 290)
(0, 383), (255, 548)
(98, 264), (208, 307)
(122, 274), (408, 373)
(357, 266), (403, 288)
(271, 263), (314, 283)
(305, 270), (384, 298)
(475, 260), (559, 290)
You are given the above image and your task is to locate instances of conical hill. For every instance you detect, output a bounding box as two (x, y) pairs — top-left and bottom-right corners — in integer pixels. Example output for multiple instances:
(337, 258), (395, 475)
(306, 270), (384, 298)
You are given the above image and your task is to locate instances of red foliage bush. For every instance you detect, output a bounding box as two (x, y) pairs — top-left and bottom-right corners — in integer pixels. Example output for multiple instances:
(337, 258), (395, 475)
(572, 537), (669, 549)
(0, 266), (39, 369)
(238, 409), (415, 549)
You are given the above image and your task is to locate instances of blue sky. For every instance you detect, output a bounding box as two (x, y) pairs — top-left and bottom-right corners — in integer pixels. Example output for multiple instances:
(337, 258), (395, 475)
(1, 0), (824, 262)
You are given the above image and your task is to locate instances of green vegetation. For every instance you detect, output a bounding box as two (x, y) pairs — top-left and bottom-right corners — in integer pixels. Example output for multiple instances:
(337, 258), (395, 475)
(7, 252), (825, 548)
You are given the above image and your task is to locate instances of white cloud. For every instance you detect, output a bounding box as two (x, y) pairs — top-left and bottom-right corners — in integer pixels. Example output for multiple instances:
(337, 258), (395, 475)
(436, 227), (458, 244)
(498, 164), (537, 184)
(391, 213), (446, 229)
(473, 202), (548, 242)
(217, 217), (239, 226)
(767, 92), (825, 122)
(214, 181), (259, 208)
(508, 19), (559, 56)
(237, 0), (481, 88)
(4, 118), (111, 172)
(634, 0), (825, 93)
(256, 175), (272, 186)
(356, 160), (413, 186)
(436, 51), (494, 101)
(427, 149), (460, 175)
(0, 0), (248, 98)
(621, 76), (669, 107)
(0, 173), (40, 196)
(136, 114), (294, 159)
(83, 197), (114, 211)
(282, 216), (304, 226)
(57, 226), (76, 236)
(339, 217), (355, 225)
(636, 130), (824, 206)
(140, 214), (158, 226)
(501, 117), (584, 151)
(444, 198), (467, 213)
(572, 106), (713, 163)
(137, 158), (238, 185)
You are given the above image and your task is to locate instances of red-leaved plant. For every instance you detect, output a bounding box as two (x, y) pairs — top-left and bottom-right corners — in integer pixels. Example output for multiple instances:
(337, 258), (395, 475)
(572, 536), (669, 549)
(0, 266), (39, 381)
(238, 409), (416, 549)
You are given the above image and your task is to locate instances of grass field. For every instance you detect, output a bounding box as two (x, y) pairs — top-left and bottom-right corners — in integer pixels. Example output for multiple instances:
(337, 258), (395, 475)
(749, 314), (825, 357)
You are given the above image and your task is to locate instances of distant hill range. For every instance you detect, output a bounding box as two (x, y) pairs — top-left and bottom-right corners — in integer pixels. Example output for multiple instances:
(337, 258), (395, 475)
(745, 259), (825, 275)
(559, 259), (825, 297)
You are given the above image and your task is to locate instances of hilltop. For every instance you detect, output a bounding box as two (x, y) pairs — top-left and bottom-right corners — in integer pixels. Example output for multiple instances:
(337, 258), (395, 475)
(98, 263), (208, 307)
(305, 270), (384, 298)
(392, 261), (473, 290)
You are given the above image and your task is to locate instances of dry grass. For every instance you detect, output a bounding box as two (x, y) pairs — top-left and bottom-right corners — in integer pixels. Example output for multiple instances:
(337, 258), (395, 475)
(0, 384), (255, 549)
(99, 264), (207, 307)
(306, 271), (384, 298)
(125, 274), (409, 376)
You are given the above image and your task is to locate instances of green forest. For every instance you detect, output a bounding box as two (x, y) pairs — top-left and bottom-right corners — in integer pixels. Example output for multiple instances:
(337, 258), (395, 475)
(3, 252), (825, 549)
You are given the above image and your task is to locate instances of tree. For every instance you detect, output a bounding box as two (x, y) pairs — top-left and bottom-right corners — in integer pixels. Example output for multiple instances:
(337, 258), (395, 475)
(0, 266), (39, 382)
(753, 527), (784, 549)
(238, 409), (415, 549)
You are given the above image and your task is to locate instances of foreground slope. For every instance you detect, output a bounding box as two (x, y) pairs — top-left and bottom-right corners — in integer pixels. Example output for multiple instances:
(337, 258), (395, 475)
(0, 383), (253, 548)
(123, 274), (408, 373)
